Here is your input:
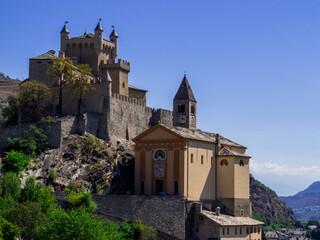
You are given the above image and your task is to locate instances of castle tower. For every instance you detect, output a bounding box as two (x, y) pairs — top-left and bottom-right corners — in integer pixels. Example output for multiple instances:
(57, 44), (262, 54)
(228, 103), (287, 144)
(60, 21), (69, 52)
(173, 74), (197, 129)
(109, 26), (118, 61)
(94, 19), (103, 52)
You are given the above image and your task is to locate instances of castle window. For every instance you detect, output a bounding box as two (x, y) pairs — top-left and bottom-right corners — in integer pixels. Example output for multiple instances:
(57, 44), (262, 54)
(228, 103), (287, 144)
(174, 181), (178, 195)
(201, 155), (204, 165)
(223, 228), (225, 235)
(239, 159), (244, 166)
(240, 227), (242, 234)
(254, 227), (256, 233)
(235, 228), (237, 235)
(258, 227), (260, 233)
(191, 105), (195, 114)
(240, 209), (244, 216)
(227, 228), (229, 235)
(123, 82), (125, 88)
(178, 105), (185, 113)
(220, 159), (228, 166)
(246, 228), (249, 234)
(191, 154), (194, 163)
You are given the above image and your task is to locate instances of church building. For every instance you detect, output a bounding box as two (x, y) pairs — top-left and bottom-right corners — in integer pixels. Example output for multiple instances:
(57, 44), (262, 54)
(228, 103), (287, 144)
(133, 75), (263, 240)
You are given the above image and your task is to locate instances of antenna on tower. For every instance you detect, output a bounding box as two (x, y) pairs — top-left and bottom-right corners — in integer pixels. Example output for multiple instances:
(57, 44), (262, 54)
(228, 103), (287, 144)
(65, 21), (68, 25)
(99, 18), (102, 23)
(112, 25), (115, 30)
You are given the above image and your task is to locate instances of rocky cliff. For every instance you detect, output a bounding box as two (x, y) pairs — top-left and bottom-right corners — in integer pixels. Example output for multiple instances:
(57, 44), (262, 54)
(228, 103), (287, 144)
(24, 133), (135, 194)
(250, 175), (296, 223)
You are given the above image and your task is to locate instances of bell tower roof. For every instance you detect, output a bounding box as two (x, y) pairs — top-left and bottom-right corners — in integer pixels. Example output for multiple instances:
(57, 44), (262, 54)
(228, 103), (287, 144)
(174, 74), (196, 102)
(95, 19), (103, 31)
(60, 21), (69, 33)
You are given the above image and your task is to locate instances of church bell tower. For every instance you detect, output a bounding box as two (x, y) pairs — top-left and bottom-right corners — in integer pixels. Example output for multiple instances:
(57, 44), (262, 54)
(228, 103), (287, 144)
(173, 74), (197, 129)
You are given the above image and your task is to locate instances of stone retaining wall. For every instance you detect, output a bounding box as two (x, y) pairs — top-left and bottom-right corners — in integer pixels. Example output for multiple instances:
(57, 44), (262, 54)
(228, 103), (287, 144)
(55, 193), (188, 240)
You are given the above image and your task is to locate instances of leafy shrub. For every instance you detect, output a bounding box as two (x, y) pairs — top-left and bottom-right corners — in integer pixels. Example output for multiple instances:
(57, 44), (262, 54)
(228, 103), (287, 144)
(132, 220), (157, 240)
(119, 220), (134, 239)
(0, 195), (16, 215)
(0, 172), (21, 200)
(3, 201), (47, 240)
(48, 169), (57, 182)
(20, 176), (57, 214)
(6, 137), (37, 157)
(37, 207), (124, 240)
(1, 95), (18, 126)
(3, 150), (30, 173)
(68, 181), (81, 192)
(6, 124), (48, 157)
(67, 191), (97, 212)
(0, 215), (20, 240)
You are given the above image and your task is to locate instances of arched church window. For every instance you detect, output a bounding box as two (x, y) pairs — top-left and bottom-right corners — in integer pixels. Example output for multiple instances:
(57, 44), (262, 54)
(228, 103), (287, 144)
(220, 159), (228, 166)
(90, 43), (94, 49)
(239, 159), (244, 166)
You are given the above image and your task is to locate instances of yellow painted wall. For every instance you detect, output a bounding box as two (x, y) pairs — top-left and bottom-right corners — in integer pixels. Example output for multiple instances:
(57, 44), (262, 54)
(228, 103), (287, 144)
(217, 156), (235, 198)
(187, 141), (215, 200)
(234, 157), (250, 199)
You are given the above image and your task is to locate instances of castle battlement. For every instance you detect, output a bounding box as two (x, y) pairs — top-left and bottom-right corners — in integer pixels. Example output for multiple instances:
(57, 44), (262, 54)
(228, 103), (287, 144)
(112, 93), (145, 106)
(104, 58), (130, 71)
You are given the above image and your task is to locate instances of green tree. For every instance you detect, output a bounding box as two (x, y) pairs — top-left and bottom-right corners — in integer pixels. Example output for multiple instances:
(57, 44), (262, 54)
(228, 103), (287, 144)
(1, 95), (18, 125)
(3, 150), (30, 173)
(47, 57), (74, 115)
(3, 201), (47, 240)
(0, 172), (21, 201)
(0, 215), (20, 240)
(68, 63), (95, 114)
(18, 80), (52, 121)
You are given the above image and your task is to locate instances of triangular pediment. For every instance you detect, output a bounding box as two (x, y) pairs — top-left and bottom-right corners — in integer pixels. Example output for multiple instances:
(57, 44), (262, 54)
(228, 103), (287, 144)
(133, 124), (185, 142)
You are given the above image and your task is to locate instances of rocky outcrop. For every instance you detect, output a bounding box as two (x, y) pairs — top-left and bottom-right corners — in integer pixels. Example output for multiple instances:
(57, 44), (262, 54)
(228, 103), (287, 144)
(250, 175), (296, 223)
(25, 133), (135, 194)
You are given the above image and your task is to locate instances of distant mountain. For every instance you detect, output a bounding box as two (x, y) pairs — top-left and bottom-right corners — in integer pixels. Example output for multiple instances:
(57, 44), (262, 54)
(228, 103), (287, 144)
(280, 181), (320, 221)
(250, 175), (296, 223)
(0, 73), (20, 111)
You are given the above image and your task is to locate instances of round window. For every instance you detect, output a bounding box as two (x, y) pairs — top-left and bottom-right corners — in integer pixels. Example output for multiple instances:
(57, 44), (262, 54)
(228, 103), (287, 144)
(153, 149), (166, 161)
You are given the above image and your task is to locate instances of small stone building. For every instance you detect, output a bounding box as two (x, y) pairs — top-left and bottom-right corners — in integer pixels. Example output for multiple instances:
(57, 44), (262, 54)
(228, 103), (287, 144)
(133, 76), (263, 240)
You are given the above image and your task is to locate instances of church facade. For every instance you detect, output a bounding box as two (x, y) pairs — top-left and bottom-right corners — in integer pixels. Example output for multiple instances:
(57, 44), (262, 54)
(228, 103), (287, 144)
(133, 76), (263, 240)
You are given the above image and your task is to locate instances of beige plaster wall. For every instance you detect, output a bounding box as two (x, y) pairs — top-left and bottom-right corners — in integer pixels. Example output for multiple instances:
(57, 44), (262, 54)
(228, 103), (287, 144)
(217, 156), (235, 199)
(234, 157), (250, 199)
(187, 141), (215, 201)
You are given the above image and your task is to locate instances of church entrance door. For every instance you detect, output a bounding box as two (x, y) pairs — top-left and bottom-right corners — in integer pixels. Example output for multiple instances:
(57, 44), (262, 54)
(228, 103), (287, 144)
(154, 180), (164, 194)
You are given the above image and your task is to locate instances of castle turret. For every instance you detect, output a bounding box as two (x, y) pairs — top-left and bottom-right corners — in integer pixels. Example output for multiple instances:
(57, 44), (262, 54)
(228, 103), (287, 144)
(173, 74), (197, 129)
(109, 26), (118, 60)
(94, 19), (103, 51)
(60, 21), (69, 52)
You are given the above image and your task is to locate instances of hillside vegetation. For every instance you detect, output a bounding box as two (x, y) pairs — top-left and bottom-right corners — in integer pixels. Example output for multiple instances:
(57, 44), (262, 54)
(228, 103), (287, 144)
(250, 175), (296, 230)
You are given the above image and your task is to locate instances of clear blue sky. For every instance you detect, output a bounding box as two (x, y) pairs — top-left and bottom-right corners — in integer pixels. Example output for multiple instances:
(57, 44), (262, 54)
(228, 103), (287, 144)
(1, 0), (320, 196)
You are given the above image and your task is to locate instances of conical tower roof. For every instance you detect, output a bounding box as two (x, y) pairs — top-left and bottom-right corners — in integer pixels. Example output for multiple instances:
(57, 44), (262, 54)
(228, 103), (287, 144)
(109, 26), (118, 37)
(95, 20), (103, 31)
(174, 74), (196, 101)
(61, 23), (69, 33)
